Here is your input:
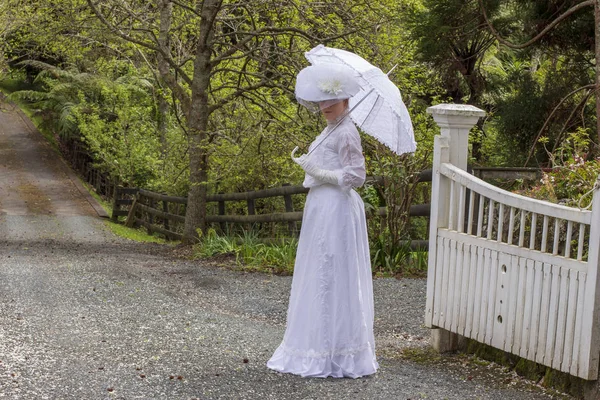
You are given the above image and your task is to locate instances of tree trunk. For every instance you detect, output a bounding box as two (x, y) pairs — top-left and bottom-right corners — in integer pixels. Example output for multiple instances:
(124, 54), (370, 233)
(182, 0), (221, 243)
(157, 0), (172, 156)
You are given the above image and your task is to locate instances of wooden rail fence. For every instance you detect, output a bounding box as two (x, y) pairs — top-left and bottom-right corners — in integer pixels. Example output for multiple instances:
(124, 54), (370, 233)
(114, 170), (434, 242)
(58, 133), (546, 246)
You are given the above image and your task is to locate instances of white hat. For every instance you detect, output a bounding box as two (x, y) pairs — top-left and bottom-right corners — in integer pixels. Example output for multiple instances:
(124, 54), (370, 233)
(295, 64), (360, 109)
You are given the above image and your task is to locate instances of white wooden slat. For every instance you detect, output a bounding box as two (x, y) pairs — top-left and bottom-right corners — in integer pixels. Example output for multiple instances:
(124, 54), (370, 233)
(570, 271), (586, 376)
(438, 230), (590, 273)
(465, 245), (478, 338)
(487, 200), (495, 240)
(497, 203), (505, 243)
(457, 242), (471, 336)
(552, 218), (561, 255)
(439, 163), (592, 224)
(513, 256), (527, 355)
(508, 207), (516, 245)
(519, 259), (535, 358)
(541, 216), (549, 253)
(467, 190), (475, 235)
(438, 237), (452, 328)
(479, 248), (492, 343)
(519, 210), (526, 247)
(477, 196), (485, 237)
(565, 221), (573, 259)
(485, 250), (499, 346)
(543, 265), (561, 366)
(449, 180), (455, 231)
(445, 240), (459, 331)
(563, 269), (579, 373)
(492, 253), (511, 350)
(451, 241), (464, 332)
(505, 255), (520, 353)
(527, 261), (544, 360)
(530, 213), (537, 250)
(536, 263), (552, 365)
(577, 224), (585, 261)
(432, 236), (447, 327)
(457, 185), (466, 233)
(473, 245), (486, 342)
(552, 267), (569, 371)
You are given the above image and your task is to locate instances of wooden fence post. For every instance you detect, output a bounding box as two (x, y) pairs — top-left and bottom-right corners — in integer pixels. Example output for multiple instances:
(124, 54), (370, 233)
(147, 197), (155, 235)
(125, 193), (140, 228)
(426, 104), (486, 353)
(163, 199), (170, 232)
(218, 193), (225, 233)
(247, 198), (255, 232)
(111, 184), (120, 222)
(282, 183), (296, 236)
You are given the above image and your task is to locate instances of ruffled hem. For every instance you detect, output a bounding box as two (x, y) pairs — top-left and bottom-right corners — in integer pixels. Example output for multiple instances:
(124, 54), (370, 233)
(266, 343), (378, 379)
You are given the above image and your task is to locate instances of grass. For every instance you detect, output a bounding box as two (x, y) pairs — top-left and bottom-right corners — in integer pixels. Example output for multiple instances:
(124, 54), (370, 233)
(194, 229), (429, 277)
(104, 221), (169, 244)
(79, 179), (171, 245)
(194, 229), (297, 274)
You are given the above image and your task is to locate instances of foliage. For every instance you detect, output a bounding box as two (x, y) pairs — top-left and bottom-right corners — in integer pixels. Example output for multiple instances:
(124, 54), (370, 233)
(194, 229), (297, 274)
(517, 129), (600, 207)
(363, 139), (432, 275)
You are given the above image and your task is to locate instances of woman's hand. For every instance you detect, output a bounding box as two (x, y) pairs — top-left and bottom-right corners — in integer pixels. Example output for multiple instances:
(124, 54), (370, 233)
(291, 147), (339, 185)
(291, 147), (315, 173)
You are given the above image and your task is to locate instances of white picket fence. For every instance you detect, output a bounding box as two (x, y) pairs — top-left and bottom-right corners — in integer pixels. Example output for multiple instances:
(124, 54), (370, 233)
(424, 104), (600, 380)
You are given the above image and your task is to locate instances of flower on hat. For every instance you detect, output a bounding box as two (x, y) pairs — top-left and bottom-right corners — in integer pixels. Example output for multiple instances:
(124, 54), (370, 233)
(317, 79), (344, 96)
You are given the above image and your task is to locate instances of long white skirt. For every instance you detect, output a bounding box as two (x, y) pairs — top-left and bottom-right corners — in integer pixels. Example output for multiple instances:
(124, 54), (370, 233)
(267, 184), (378, 378)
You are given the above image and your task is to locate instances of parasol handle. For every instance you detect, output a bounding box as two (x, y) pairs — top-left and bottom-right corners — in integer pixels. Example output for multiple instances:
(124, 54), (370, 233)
(387, 64), (398, 76)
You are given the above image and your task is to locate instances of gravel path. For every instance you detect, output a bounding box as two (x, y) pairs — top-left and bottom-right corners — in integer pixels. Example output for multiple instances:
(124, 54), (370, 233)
(0, 100), (573, 399)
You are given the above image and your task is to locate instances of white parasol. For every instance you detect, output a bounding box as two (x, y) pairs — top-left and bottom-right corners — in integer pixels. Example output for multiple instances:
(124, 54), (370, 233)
(304, 44), (416, 155)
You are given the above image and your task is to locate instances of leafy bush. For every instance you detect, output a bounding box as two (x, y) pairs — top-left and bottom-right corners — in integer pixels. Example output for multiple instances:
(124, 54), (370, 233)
(518, 129), (600, 208)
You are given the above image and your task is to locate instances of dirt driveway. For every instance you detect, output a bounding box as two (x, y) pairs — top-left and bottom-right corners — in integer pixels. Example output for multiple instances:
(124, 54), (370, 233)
(0, 99), (97, 217)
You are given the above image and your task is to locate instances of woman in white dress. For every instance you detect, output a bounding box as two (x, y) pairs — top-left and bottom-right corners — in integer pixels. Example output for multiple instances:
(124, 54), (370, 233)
(267, 64), (378, 378)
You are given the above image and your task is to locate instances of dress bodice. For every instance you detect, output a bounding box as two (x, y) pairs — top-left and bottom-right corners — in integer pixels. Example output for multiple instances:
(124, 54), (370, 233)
(303, 117), (366, 190)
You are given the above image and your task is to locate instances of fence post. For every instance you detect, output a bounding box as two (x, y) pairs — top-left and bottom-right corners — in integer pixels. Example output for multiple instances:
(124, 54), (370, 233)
(111, 184), (120, 222)
(218, 193), (226, 233)
(247, 198), (255, 232)
(580, 175), (600, 382)
(426, 104), (485, 353)
(147, 197), (155, 235)
(426, 104), (486, 172)
(163, 199), (170, 232)
(282, 183), (296, 236)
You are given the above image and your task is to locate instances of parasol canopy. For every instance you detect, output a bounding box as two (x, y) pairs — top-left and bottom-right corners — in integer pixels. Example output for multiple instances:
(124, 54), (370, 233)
(304, 44), (416, 155)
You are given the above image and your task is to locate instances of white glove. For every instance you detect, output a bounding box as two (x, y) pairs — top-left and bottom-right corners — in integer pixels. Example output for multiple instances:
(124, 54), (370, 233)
(291, 146), (339, 185)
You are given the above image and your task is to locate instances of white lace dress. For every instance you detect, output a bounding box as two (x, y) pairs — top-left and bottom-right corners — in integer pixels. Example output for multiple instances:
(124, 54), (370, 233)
(267, 117), (378, 378)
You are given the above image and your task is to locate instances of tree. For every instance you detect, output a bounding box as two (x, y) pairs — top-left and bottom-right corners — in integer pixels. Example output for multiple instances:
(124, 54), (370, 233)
(410, 0), (503, 105)
(85, 0), (396, 243)
(479, 0), (600, 155)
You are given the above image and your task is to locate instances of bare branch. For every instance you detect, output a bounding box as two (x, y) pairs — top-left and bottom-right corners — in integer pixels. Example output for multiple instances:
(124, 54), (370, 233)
(551, 89), (595, 154)
(479, 0), (594, 49)
(211, 26), (320, 64)
(170, 0), (202, 17)
(85, 0), (193, 86)
(208, 81), (270, 114)
(525, 84), (596, 165)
